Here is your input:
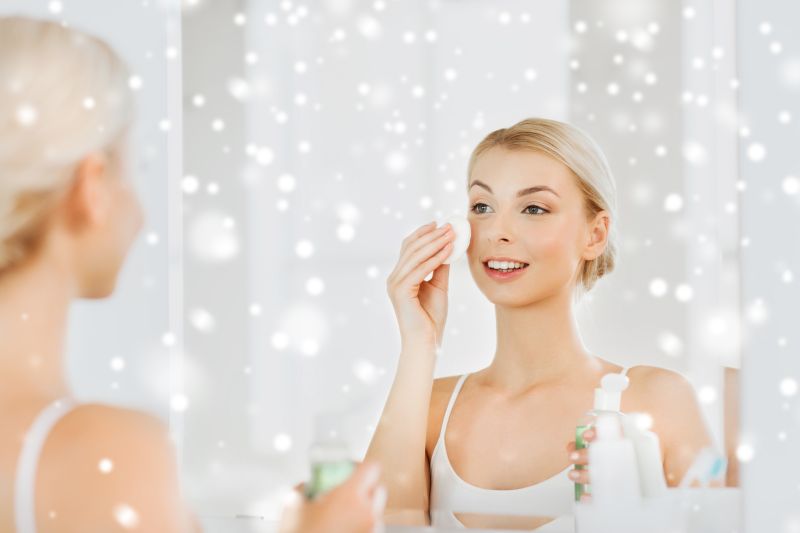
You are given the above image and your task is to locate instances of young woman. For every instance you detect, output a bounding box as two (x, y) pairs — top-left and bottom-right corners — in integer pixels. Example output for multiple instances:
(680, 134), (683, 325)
(365, 118), (715, 529)
(0, 16), (383, 533)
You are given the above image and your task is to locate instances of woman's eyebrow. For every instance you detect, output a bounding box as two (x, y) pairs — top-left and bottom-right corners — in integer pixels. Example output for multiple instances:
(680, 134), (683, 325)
(468, 180), (560, 198)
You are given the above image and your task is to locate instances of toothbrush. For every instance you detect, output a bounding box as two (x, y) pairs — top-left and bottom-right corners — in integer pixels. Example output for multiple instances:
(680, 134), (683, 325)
(678, 447), (727, 488)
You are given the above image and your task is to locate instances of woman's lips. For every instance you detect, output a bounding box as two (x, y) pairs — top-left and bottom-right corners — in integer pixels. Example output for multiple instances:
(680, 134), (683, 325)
(483, 262), (530, 281)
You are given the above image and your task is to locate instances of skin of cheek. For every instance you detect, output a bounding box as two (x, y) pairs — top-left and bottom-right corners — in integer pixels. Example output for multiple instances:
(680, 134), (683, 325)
(466, 214), (585, 305)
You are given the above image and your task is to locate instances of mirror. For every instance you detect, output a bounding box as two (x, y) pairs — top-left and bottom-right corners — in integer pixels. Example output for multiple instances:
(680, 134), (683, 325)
(180, 1), (752, 530)
(6, 0), (796, 531)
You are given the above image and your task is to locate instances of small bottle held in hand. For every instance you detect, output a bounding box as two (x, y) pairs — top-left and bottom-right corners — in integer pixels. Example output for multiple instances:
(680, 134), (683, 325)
(306, 413), (356, 500)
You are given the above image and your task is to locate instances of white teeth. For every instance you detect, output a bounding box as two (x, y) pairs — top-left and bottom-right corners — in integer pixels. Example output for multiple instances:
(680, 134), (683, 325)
(487, 260), (526, 270)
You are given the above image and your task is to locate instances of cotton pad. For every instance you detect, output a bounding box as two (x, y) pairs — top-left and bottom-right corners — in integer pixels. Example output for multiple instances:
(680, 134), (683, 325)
(437, 214), (471, 264)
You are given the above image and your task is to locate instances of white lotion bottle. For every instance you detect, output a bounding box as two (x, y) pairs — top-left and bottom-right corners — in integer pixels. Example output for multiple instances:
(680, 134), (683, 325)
(574, 372), (630, 500)
(621, 412), (667, 498)
(588, 413), (642, 506)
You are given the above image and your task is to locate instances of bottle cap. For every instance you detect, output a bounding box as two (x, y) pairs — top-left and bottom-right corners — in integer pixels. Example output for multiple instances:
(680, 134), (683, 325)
(593, 372), (630, 411)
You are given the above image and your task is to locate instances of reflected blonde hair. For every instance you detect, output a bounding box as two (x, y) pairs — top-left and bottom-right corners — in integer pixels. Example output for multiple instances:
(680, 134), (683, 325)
(467, 117), (619, 297)
(0, 16), (134, 273)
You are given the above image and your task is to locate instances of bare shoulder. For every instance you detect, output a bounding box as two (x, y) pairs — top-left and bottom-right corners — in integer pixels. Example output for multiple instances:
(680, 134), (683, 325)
(625, 365), (714, 485)
(624, 365), (710, 443)
(432, 375), (461, 395)
(38, 403), (194, 532)
(626, 365), (699, 407)
(47, 403), (175, 465)
(425, 376), (462, 456)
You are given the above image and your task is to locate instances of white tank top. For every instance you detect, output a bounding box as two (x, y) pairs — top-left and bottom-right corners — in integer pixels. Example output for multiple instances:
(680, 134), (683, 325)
(429, 368), (629, 528)
(14, 397), (78, 533)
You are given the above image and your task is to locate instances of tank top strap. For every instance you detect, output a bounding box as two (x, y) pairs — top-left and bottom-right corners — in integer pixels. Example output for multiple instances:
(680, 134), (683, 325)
(437, 373), (470, 444)
(620, 366), (630, 376)
(15, 397), (78, 533)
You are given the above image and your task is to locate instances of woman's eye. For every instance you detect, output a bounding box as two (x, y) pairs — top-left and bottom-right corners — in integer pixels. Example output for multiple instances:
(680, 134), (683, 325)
(469, 202), (548, 215)
(524, 205), (547, 215)
(470, 202), (489, 214)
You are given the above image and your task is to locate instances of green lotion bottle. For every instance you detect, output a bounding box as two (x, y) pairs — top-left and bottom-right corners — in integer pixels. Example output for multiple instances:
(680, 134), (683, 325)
(306, 413), (356, 500)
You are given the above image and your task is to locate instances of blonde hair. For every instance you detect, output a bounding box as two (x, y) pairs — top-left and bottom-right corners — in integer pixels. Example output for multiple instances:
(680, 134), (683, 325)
(0, 16), (134, 273)
(467, 117), (619, 297)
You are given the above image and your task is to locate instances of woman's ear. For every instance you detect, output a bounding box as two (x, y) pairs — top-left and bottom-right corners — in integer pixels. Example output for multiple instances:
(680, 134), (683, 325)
(64, 152), (111, 229)
(582, 211), (610, 261)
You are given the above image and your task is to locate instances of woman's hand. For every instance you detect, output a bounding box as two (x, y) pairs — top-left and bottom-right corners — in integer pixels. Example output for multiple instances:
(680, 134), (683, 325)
(386, 221), (455, 349)
(280, 462), (387, 533)
(567, 427), (596, 502)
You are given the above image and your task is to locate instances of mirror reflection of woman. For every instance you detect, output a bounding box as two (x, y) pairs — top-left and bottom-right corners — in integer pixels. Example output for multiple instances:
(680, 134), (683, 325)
(365, 117), (715, 529)
(0, 16), (382, 533)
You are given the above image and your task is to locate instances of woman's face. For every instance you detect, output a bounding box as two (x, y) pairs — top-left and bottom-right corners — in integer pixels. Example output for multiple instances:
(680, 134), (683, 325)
(466, 146), (604, 307)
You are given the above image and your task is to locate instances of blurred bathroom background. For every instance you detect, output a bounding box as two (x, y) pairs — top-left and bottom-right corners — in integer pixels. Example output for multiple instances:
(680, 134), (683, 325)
(3, 0), (798, 531)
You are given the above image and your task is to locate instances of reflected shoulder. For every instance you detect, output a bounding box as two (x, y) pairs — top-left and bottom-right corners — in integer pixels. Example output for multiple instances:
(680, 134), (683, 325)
(37, 403), (190, 531)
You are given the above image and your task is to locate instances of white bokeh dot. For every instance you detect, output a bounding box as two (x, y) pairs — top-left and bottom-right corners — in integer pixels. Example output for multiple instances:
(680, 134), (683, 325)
(98, 458), (114, 474)
(698, 386), (717, 405)
(110, 356), (126, 372)
(780, 377), (798, 397)
(128, 75), (143, 91)
(15, 104), (38, 127)
(189, 308), (216, 333)
(782, 175), (799, 195)
(182, 175), (200, 194)
(271, 331), (290, 350)
(277, 174), (296, 192)
(306, 277), (325, 296)
(113, 504), (140, 529)
(649, 278), (668, 298)
(736, 443), (755, 463)
(747, 142), (766, 162)
(675, 283), (694, 302)
(664, 193), (684, 212)
(658, 331), (684, 357)
(295, 240), (314, 258)
(171, 394), (189, 412)
(274, 433), (293, 452)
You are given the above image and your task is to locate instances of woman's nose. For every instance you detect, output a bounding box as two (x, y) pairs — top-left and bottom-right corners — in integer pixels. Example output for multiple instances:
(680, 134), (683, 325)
(484, 211), (515, 242)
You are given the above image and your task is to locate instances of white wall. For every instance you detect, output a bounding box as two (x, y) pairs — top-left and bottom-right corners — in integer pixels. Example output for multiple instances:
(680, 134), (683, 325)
(737, 0), (800, 530)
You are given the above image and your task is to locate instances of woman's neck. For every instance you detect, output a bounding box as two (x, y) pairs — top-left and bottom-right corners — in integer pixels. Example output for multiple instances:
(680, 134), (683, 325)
(0, 255), (73, 402)
(484, 291), (603, 392)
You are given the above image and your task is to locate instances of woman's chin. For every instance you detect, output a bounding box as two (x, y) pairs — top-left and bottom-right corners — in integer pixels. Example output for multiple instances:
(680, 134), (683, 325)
(79, 278), (119, 299)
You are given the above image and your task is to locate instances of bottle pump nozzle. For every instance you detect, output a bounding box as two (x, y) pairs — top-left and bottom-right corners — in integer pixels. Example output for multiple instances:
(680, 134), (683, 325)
(593, 372), (630, 411)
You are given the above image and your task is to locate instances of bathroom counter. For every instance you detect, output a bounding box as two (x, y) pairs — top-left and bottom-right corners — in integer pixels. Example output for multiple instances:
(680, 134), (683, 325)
(199, 514), (575, 533)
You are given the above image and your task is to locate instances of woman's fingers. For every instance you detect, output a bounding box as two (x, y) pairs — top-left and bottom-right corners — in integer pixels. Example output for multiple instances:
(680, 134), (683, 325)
(582, 428), (595, 442)
(568, 467), (590, 485)
(568, 448), (589, 466)
(397, 239), (453, 288)
(399, 223), (451, 265)
(393, 226), (454, 282)
(398, 232), (455, 283)
(388, 223), (447, 287)
(400, 221), (437, 249)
